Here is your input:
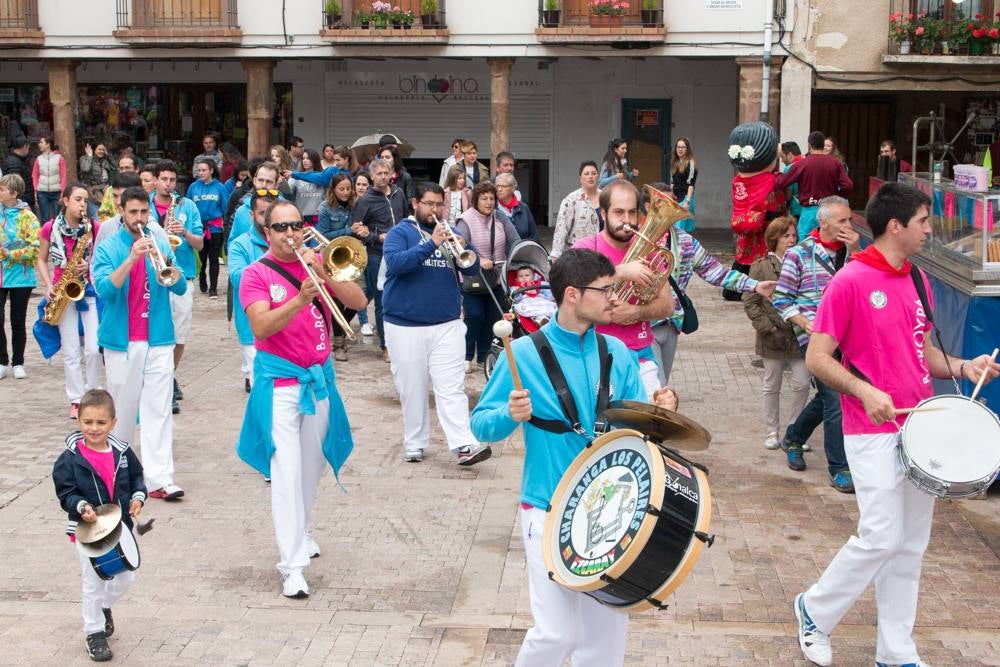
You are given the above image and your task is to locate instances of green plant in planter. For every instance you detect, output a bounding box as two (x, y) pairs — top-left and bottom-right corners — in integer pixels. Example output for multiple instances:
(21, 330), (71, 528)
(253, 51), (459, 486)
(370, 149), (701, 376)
(421, 0), (438, 14)
(544, 0), (559, 9)
(355, 9), (370, 26)
(325, 0), (340, 14)
(641, 0), (656, 10)
(912, 15), (942, 53)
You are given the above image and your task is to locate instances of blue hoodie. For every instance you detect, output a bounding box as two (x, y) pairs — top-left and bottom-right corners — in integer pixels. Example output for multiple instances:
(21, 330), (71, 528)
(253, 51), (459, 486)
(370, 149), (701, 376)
(471, 317), (646, 509)
(185, 178), (230, 227)
(382, 217), (480, 327)
(228, 226), (269, 345)
(148, 192), (203, 279)
(290, 165), (350, 189)
(92, 225), (187, 351)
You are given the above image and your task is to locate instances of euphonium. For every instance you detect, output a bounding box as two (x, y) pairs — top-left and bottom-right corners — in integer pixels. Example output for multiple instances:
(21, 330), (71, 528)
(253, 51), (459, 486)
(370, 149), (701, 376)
(162, 192), (184, 249)
(139, 226), (183, 287)
(613, 185), (685, 307)
(301, 227), (367, 282)
(42, 224), (91, 325)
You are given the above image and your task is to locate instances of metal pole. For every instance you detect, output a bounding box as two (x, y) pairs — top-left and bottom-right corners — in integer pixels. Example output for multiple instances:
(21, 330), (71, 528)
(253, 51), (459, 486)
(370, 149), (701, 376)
(760, 0), (775, 123)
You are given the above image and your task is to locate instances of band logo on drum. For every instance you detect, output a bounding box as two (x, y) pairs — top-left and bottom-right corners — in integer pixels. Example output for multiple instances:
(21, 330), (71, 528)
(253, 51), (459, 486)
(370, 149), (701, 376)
(558, 448), (651, 577)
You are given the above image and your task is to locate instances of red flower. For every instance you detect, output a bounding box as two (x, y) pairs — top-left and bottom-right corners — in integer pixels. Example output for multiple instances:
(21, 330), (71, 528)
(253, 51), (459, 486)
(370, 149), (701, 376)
(975, 13), (984, 20)
(990, 27), (1000, 39)
(915, 26), (925, 35)
(972, 28), (987, 39)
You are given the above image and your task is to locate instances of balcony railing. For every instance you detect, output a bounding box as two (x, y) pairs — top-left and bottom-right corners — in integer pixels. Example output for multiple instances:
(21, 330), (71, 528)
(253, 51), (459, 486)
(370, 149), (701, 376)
(0, 0), (39, 30)
(116, 0), (239, 29)
(536, 0), (664, 28)
(321, 0), (447, 29)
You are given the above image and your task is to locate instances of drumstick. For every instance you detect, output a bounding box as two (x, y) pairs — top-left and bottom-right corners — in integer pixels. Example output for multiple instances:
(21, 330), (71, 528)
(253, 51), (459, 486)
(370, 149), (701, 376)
(492, 320), (523, 391)
(970, 347), (1000, 402)
(894, 406), (946, 414)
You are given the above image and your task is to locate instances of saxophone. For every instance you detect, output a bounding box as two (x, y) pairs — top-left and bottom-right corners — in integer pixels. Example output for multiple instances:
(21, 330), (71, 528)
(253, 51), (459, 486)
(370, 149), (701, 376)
(42, 223), (91, 325)
(162, 192), (183, 249)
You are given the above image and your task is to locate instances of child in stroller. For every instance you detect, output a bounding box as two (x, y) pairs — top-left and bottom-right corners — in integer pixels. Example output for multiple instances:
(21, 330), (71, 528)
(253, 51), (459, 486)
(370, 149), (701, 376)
(510, 265), (556, 326)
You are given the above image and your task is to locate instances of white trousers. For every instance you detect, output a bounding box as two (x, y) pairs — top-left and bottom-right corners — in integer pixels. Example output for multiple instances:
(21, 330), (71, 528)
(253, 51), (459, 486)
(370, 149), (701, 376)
(77, 547), (133, 635)
(651, 321), (679, 386)
(517, 507), (627, 667)
(105, 342), (175, 490)
(240, 344), (256, 384)
(638, 358), (661, 399)
(803, 432), (935, 665)
(169, 284), (194, 344)
(56, 297), (101, 403)
(384, 320), (477, 453)
(271, 385), (329, 575)
(761, 357), (810, 436)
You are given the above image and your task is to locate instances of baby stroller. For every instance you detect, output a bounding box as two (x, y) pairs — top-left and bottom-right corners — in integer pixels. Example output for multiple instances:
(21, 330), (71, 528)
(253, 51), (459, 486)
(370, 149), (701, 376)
(483, 240), (552, 381)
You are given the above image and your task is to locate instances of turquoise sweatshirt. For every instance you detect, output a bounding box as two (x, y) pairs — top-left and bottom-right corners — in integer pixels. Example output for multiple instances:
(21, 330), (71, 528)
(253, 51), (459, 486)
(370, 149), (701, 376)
(228, 226), (269, 345)
(148, 192), (203, 279)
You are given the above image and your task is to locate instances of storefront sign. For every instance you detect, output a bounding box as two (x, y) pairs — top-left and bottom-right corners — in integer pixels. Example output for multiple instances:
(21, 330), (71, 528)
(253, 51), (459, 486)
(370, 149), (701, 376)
(637, 110), (659, 127)
(706, 0), (742, 8)
(331, 72), (547, 104)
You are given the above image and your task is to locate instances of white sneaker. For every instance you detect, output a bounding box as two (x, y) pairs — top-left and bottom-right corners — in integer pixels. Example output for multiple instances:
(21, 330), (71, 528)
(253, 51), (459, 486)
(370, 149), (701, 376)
(764, 432), (780, 450)
(0, 366), (9, 379)
(306, 533), (321, 558)
(404, 449), (423, 463)
(12, 365), (26, 379)
(794, 593), (832, 666)
(802, 442), (812, 452)
(465, 360), (475, 374)
(360, 323), (374, 336)
(281, 570), (309, 598)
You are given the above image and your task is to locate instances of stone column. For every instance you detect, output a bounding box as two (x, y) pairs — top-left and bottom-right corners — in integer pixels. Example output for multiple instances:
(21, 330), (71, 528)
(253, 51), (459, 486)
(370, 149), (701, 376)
(488, 58), (514, 166)
(48, 60), (78, 181)
(243, 59), (275, 160)
(736, 56), (784, 131)
(779, 58), (814, 147)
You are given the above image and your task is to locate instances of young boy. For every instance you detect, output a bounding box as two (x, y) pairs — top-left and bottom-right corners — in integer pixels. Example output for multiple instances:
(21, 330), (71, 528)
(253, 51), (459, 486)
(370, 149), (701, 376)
(53, 389), (146, 662)
(510, 265), (556, 326)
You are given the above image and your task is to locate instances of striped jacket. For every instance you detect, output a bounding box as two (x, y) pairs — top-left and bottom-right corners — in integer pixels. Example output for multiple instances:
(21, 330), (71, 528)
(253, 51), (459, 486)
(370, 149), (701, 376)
(773, 236), (843, 347)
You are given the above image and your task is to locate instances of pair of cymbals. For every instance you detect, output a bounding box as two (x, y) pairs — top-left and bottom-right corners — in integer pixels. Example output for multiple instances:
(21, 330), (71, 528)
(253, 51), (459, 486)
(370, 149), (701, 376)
(604, 400), (712, 451)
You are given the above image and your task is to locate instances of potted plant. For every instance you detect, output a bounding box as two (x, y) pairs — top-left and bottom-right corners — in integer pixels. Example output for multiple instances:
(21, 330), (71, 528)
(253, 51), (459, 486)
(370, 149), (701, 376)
(912, 14), (941, 55)
(420, 0), (439, 28)
(990, 25), (1000, 55)
(590, 0), (629, 27)
(640, 0), (661, 27)
(889, 10), (914, 54)
(400, 8), (415, 28)
(324, 0), (341, 28)
(541, 0), (560, 27)
(356, 8), (371, 28)
(950, 17), (972, 54)
(371, 0), (391, 28)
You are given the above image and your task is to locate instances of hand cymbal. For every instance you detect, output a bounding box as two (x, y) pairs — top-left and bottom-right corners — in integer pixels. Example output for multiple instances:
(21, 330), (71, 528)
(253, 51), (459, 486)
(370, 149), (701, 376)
(604, 400), (712, 451)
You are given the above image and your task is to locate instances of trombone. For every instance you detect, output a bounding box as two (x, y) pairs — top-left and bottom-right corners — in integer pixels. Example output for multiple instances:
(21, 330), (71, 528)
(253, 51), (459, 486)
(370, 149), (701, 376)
(431, 215), (476, 269)
(139, 226), (183, 287)
(301, 228), (367, 282)
(287, 238), (358, 341)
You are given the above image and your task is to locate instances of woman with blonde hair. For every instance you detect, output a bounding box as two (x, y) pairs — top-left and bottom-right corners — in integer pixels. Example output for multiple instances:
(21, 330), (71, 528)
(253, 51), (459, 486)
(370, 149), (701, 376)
(669, 136), (698, 233)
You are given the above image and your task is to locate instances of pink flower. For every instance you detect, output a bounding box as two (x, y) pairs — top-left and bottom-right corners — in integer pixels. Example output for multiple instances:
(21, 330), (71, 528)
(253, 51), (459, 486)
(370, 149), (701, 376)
(915, 26), (924, 35)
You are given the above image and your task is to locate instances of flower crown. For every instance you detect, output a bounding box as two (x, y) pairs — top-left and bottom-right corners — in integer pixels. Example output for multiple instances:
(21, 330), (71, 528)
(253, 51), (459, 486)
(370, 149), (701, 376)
(728, 144), (756, 161)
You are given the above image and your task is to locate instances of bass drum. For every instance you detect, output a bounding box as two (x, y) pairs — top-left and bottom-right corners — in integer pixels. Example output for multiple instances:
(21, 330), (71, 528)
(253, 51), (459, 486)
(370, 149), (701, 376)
(542, 429), (713, 611)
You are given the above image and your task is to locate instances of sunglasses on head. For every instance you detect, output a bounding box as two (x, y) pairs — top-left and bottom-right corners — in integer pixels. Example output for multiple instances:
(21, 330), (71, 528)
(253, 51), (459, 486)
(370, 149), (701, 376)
(267, 221), (304, 232)
(256, 188), (279, 196)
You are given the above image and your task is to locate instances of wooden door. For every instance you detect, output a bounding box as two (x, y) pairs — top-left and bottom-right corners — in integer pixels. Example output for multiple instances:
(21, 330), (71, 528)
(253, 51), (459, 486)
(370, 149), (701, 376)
(622, 99), (672, 189)
(811, 99), (893, 210)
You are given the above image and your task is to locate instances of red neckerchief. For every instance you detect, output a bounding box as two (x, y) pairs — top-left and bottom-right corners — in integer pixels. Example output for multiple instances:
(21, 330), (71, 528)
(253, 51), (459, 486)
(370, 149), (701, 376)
(851, 244), (911, 274)
(809, 227), (845, 253)
(498, 194), (518, 211)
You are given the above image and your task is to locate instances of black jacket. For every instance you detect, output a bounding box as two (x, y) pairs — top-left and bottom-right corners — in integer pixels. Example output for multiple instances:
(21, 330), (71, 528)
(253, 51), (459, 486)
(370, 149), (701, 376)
(352, 186), (409, 254)
(2, 152), (34, 204)
(52, 432), (147, 538)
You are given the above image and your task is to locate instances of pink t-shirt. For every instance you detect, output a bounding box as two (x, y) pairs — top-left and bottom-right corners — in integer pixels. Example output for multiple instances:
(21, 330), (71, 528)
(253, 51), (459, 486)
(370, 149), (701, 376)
(572, 233), (653, 351)
(78, 442), (116, 500)
(154, 199), (169, 221)
(812, 260), (934, 435)
(40, 220), (100, 284)
(239, 254), (330, 386)
(127, 257), (150, 342)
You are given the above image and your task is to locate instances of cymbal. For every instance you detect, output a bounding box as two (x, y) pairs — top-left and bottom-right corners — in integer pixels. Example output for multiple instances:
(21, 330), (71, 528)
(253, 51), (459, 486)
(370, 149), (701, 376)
(604, 400), (712, 451)
(75, 503), (122, 545)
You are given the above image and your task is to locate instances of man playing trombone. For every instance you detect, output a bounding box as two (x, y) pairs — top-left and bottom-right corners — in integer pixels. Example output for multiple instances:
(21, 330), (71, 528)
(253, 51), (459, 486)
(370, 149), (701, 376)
(382, 182), (492, 465)
(235, 200), (367, 599)
(91, 186), (189, 501)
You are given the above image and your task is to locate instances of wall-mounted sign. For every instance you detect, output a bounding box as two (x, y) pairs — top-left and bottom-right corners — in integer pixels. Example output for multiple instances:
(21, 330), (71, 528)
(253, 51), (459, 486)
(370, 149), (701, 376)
(637, 110), (659, 127)
(706, 0), (742, 8)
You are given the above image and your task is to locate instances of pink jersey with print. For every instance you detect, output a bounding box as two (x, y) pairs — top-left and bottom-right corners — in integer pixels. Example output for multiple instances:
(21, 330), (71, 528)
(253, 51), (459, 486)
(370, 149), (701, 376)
(812, 260), (934, 435)
(78, 443), (116, 500)
(239, 254), (330, 386)
(572, 233), (653, 351)
(40, 220), (100, 284)
(127, 258), (150, 341)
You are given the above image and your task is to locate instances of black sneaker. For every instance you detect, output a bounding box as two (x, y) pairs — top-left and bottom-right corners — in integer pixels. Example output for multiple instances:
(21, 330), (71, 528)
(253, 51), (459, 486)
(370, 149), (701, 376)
(85, 631), (112, 662)
(102, 608), (114, 637)
(172, 397), (180, 414)
(244, 378), (251, 394)
(209, 289), (219, 299)
(199, 277), (208, 293)
(173, 378), (184, 401)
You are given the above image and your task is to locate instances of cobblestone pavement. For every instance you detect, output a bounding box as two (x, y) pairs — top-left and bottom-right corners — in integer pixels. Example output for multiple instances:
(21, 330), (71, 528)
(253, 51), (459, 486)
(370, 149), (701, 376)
(1, 233), (999, 666)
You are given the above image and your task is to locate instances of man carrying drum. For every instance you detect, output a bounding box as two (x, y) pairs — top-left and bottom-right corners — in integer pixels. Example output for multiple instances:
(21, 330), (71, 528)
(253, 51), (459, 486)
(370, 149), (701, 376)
(471, 248), (677, 667)
(793, 182), (1000, 667)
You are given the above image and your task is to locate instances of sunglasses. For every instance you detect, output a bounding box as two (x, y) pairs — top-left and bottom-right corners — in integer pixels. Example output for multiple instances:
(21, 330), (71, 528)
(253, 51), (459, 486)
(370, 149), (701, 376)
(267, 221), (304, 232)
(256, 188), (280, 196)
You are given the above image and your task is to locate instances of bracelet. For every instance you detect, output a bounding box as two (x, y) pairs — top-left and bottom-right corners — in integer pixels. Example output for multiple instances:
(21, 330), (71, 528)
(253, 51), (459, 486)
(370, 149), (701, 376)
(959, 360), (967, 379)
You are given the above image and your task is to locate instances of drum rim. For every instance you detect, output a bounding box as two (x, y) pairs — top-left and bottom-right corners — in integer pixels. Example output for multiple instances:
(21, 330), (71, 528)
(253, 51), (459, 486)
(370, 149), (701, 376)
(117, 522), (141, 571)
(899, 393), (1000, 483)
(542, 429), (666, 592)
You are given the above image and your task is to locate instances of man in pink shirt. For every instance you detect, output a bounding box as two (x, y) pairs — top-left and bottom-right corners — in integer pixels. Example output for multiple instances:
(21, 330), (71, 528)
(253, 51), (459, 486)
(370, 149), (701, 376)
(793, 182), (1000, 667)
(572, 180), (674, 395)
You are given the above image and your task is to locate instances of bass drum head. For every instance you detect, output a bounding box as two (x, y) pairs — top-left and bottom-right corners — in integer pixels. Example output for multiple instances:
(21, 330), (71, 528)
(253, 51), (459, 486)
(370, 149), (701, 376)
(902, 395), (1000, 484)
(117, 523), (141, 571)
(542, 430), (664, 592)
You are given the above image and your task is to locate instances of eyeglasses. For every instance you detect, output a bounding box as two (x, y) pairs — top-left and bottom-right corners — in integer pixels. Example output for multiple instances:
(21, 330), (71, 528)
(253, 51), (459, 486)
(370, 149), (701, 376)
(418, 200), (446, 208)
(575, 284), (616, 298)
(267, 221), (304, 232)
(256, 189), (279, 196)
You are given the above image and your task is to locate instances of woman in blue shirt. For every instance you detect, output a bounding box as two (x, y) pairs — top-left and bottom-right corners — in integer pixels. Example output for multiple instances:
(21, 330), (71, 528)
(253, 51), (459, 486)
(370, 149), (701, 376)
(186, 158), (229, 296)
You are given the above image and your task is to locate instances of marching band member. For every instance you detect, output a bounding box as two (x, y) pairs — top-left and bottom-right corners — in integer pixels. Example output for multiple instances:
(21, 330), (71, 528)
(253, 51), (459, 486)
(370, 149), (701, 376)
(572, 180), (674, 396)
(381, 181), (491, 465)
(37, 183), (102, 419)
(147, 160), (203, 415)
(92, 186), (188, 501)
(227, 161), (281, 256)
(228, 188), (277, 392)
(236, 201), (366, 599)
(93, 173), (167, 247)
(471, 249), (677, 667)
(794, 183), (1000, 667)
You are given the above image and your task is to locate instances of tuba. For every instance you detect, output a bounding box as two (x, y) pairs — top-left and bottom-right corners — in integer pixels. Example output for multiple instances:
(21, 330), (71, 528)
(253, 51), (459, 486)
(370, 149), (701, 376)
(42, 224), (91, 325)
(613, 185), (688, 307)
(301, 228), (368, 282)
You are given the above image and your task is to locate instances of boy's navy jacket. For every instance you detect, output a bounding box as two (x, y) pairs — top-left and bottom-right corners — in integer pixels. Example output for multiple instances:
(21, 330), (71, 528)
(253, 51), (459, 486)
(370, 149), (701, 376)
(52, 432), (147, 538)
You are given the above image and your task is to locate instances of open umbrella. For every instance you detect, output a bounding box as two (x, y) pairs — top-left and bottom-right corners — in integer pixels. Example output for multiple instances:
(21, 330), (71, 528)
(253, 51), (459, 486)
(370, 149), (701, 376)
(350, 131), (415, 163)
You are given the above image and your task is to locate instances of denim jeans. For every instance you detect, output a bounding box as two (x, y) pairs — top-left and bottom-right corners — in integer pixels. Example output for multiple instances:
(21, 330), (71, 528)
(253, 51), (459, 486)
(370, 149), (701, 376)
(785, 349), (848, 476)
(462, 289), (502, 363)
(363, 253), (384, 349)
(37, 191), (61, 223)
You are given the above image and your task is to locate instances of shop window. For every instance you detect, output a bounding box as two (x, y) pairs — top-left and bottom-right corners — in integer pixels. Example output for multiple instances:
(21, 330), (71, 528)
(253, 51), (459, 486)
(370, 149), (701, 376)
(0, 84), (51, 158)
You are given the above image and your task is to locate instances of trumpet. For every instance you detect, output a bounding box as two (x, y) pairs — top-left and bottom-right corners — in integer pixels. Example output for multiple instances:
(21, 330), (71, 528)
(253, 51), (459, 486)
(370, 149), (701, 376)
(431, 215), (476, 269)
(139, 226), (183, 287)
(302, 228), (367, 282)
(287, 238), (358, 342)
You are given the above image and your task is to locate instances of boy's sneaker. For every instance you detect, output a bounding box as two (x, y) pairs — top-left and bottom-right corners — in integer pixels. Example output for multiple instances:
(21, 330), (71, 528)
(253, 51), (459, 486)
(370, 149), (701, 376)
(794, 593), (832, 666)
(85, 631), (112, 662)
(360, 323), (374, 336)
(281, 570), (309, 598)
(70, 402), (80, 420)
(829, 469), (855, 494)
(404, 449), (423, 463)
(149, 484), (184, 500)
(780, 438), (807, 471)
(306, 533), (321, 558)
(12, 365), (26, 379)
(456, 444), (492, 466)
(102, 608), (114, 637)
(764, 432), (779, 450)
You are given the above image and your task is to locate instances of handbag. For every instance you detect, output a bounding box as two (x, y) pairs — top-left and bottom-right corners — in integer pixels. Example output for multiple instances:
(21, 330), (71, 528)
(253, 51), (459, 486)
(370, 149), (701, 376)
(461, 215), (496, 295)
(668, 275), (699, 334)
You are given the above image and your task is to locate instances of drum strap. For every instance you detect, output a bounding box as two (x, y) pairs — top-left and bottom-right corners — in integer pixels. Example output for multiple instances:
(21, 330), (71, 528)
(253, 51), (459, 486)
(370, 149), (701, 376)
(527, 330), (611, 436)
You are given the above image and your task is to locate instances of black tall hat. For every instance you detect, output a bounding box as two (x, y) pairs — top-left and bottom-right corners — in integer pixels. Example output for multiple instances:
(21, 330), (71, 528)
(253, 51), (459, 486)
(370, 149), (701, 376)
(727, 121), (778, 173)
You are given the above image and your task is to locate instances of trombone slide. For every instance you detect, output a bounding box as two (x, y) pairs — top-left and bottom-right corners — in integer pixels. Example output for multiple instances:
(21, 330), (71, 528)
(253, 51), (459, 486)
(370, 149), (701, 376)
(288, 239), (358, 342)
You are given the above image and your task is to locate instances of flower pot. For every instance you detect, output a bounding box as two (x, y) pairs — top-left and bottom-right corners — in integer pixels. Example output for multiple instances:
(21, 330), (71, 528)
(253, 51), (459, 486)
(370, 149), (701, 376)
(640, 9), (662, 26)
(970, 39), (987, 55)
(958, 44), (969, 55)
(391, 20), (402, 28)
(919, 43), (933, 55)
(541, 9), (560, 27)
(325, 12), (340, 28)
(420, 13), (438, 28)
(992, 42), (1000, 55)
(940, 40), (949, 55)
(898, 40), (911, 55)
(359, 20), (370, 28)
(590, 14), (624, 28)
